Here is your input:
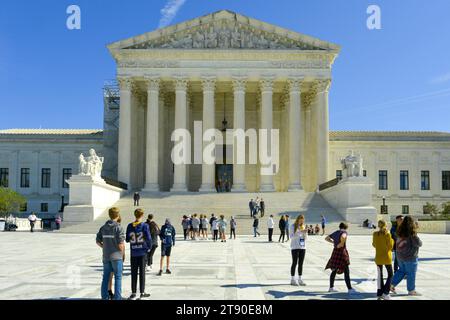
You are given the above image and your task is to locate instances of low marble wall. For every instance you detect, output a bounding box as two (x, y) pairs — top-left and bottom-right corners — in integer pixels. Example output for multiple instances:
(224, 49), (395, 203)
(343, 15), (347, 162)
(417, 221), (450, 234)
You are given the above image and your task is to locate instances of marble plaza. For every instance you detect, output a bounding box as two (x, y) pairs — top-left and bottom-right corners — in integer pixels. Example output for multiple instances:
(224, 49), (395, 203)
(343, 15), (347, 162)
(1, 232), (449, 300)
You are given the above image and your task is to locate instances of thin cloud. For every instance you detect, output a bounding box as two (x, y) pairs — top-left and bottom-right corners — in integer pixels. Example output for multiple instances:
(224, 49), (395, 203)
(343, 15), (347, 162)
(158, 0), (187, 29)
(430, 72), (450, 84)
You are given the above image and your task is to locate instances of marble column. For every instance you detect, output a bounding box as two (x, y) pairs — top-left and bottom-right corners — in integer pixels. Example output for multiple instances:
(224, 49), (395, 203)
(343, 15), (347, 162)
(259, 77), (275, 192)
(316, 79), (331, 186)
(117, 77), (133, 188)
(199, 77), (216, 192)
(170, 77), (189, 192)
(143, 77), (160, 192)
(288, 78), (303, 191)
(232, 77), (247, 191)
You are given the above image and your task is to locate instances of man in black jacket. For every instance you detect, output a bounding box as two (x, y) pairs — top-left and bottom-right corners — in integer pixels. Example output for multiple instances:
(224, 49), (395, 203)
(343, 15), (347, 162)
(145, 214), (160, 271)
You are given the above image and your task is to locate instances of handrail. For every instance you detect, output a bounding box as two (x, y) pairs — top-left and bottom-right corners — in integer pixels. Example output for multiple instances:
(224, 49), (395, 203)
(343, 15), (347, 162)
(318, 177), (341, 192)
(102, 176), (128, 190)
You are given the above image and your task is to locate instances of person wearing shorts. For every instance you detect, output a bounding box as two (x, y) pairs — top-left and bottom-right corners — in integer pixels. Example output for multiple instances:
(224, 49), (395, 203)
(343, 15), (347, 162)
(158, 219), (176, 276)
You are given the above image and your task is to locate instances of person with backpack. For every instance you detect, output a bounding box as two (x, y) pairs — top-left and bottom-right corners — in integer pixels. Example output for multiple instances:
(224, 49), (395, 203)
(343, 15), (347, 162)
(126, 209), (152, 300)
(158, 218), (176, 276)
(229, 216), (237, 240)
(145, 214), (160, 272)
(253, 215), (261, 237)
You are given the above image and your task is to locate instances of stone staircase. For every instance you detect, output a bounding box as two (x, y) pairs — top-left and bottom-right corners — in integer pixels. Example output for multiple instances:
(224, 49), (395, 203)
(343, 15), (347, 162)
(60, 191), (374, 235)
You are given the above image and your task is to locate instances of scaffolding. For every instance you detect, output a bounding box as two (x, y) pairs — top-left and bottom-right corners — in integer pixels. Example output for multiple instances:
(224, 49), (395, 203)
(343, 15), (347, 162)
(103, 79), (120, 110)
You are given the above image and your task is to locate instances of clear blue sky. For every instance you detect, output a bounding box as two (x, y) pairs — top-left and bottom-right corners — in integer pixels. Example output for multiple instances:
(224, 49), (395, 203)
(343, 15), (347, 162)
(1, 0), (449, 131)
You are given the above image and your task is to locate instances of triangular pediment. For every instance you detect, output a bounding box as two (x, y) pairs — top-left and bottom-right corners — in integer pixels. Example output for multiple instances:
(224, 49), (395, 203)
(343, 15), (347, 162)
(108, 10), (340, 52)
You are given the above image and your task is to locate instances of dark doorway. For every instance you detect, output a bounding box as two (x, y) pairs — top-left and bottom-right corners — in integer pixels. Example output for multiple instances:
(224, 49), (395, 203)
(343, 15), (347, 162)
(216, 164), (232, 192)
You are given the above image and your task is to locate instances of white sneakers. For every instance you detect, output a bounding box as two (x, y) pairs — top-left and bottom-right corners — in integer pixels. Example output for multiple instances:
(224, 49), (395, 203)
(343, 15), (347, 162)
(290, 277), (307, 286)
(146, 266), (151, 272)
(298, 279), (306, 286)
(328, 287), (338, 293)
(290, 279), (299, 286)
(382, 293), (391, 300)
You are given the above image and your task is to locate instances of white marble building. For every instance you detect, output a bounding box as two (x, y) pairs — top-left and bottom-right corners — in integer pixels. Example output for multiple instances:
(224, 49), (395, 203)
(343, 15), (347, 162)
(0, 10), (449, 218)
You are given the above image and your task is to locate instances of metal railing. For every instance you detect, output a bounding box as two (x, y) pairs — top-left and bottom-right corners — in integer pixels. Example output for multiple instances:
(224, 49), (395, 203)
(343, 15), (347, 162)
(102, 176), (128, 190)
(318, 177), (341, 192)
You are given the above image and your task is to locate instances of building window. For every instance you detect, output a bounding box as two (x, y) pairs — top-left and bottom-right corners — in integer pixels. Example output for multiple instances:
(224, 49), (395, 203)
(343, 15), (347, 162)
(443, 171), (450, 190)
(336, 170), (343, 180)
(379, 170), (388, 190)
(20, 168), (30, 188)
(421, 171), (430, 190)
(41, 168), (51, 188)
(363, 170), (367, 177)
(400, 170), (409, 190)
(62, 168), (72, 188)
(40, 203), (48, 212)
(402, 205), (409, 215)
(20, 202), (27, 212)
(0, 168), (8, 187)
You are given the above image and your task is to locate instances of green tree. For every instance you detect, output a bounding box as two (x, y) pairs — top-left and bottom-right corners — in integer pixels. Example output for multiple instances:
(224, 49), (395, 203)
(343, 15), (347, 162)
(423, 202), (439, 217)
(441, 202), (450, 217)
(0, 188), (26, 218)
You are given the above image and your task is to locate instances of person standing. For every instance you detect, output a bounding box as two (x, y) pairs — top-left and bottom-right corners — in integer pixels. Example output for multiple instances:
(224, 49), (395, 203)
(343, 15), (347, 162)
(390, 215), (404, 272)
(96, 207), (125, 300)
(145, 214), (160, 272)
(181, 215), (189, 240)
(192, 214), (200, 240)
(390, 216), (422, 296)
(218, 215), (227, 242)
(55, 215), (62, 230)
(260, 198), (265, 217)
(28, 212), (37, 232)
(321, 215), (327, 236)
(285, 215), (290, 241)
(158, 218), (176, 276)
(107, 214), (124, 300)
(278, 216), (286, 243)
(249, 199), (255, 218)
(267, 215), (274, 242)
(253, 215), (261, 237)
(290, 215), (308, 286)
(133, 192), (140, 206)
(211, 217), (219, 242)
(230, 216), (237, 240)
(325, 222), (357, 295)
(126, 209), (152, 300)
(201, 215), (209, 240)
(372, 220), (394, 300)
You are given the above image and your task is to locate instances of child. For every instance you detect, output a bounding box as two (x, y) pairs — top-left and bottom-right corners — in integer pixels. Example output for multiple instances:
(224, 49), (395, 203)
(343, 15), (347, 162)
(158, 218), (176, 276)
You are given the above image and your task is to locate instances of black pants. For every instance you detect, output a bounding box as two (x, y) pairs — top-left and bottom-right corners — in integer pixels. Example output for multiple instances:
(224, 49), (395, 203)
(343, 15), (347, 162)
(260, 209), (264, 217)
(230, 228), (236, 239)
(330, 265), (352, 290)
(291, 249), (306, 276)
(377, 264), (393, 296)
(183, 228), (188, 240)
(131, 255), (146, 294)
(147, 245), (158, 266)
(134, 199), (139, 206)
(278, 229), (285, 242)
(268, 228), (273, 242)
(213, 230), (219, 241)
(30, 222), (35, 232)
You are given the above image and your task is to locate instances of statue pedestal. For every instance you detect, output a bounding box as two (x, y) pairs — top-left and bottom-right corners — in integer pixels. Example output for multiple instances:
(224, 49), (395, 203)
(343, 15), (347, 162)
(63, 175), (124, 223)
(320, 177), (377, 224)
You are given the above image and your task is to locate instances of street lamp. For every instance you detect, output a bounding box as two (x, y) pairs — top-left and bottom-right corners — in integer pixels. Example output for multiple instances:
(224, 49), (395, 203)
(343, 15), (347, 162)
(382, 196), (387, 214)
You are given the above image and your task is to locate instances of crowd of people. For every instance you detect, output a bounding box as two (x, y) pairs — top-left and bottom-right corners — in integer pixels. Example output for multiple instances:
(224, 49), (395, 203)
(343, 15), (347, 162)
(95, 203), (422, 301)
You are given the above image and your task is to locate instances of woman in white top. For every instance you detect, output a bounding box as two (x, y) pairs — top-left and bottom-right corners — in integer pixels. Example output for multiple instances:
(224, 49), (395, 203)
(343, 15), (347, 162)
(289, 214), (308, 286)
(267, 215), (275, 242)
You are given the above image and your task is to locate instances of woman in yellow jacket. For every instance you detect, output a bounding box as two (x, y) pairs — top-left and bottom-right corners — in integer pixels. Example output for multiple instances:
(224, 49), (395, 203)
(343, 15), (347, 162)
(372, 220), (394, 300)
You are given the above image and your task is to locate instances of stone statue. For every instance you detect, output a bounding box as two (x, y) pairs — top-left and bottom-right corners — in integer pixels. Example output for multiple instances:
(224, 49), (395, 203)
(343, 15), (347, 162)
(78, 148), (104, 178)
(340, 150), (364, 178)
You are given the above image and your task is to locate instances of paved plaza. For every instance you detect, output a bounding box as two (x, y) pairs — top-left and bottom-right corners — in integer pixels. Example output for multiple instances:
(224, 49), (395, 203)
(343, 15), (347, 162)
(1, 232), (449, 300)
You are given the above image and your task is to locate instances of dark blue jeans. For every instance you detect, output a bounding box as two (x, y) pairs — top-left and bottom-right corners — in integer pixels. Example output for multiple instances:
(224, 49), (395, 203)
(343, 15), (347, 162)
(101, 260), (123, 300)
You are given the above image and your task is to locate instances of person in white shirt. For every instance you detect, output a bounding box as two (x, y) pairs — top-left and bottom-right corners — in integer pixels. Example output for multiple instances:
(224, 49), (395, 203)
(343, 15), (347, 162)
(289, 214), (308, 286)
(28, 212), (37, 233)
(267, 215), (275, 242)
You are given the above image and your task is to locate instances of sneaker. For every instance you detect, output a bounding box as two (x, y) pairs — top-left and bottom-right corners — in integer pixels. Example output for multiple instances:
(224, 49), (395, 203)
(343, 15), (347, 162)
(298, 279), (306, 286)
(328, 287), (338, 293)
(377, 296), (384, 300)
(128, 294), (137, 300)
(408, 291), (422, 296)
(157, 270), (162, 276)
(390, 285), (397, 294)
(108, 290), (114, 300)
(290, 279), (299, 286)
(348, 288), (358, 295)
(146, 266), (151, 272)
(139, 293), (151, 299)
(382, 293), (391, 300)
(166, 269), (172, 274)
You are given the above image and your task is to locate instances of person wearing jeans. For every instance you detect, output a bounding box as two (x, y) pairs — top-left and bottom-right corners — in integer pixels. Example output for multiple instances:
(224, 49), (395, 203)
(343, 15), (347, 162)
(96, 207), (125, 300)
(253, 215), (260, 237)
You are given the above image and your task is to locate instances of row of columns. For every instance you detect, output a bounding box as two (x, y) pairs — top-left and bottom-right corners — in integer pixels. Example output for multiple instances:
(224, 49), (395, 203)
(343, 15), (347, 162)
(117, 76), (330, 192)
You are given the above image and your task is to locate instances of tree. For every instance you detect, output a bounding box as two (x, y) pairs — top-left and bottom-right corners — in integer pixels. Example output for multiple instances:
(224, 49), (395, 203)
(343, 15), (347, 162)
(441, 202), (450, 217)
(0, 188), (26, 218)
(423, 202), (439, 217)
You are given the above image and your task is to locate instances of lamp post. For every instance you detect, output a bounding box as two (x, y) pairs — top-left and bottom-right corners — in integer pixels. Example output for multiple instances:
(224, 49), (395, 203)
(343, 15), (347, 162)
(382, 196), (386, 214)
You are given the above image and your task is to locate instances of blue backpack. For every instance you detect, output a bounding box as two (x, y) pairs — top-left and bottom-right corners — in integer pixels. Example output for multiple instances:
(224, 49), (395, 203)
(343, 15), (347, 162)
(163, 226), (173, 246)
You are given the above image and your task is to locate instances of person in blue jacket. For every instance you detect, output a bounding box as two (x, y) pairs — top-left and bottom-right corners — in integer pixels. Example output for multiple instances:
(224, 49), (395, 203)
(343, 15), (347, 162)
(126, 208), (152, 300)
(158, 218), (176, 276)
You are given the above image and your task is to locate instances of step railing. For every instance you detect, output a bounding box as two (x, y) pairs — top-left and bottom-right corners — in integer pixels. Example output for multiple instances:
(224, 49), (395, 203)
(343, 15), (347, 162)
(318, 177), (341, 192)
(102, 176), (128, 190)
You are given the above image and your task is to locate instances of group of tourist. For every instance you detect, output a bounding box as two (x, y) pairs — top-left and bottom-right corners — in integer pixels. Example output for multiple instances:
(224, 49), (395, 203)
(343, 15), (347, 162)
(249, 197), (265, 217)
(181, 213), (237, 242)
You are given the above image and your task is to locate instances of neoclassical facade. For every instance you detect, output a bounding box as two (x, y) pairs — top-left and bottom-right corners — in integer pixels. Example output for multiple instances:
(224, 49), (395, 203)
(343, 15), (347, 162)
(107, 10), (340, 192)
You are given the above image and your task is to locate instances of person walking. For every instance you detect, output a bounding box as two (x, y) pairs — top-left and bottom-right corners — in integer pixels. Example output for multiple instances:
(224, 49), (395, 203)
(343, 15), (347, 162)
(321, 215), (327, 236)
(133, 192), (140, 206)
(126, 209), (152, 300)
(285, 215), (290, 241)
(96, 207), (125, 300)
(158, 218), (176, 276)
(325, 222), (357, 295)
(249, 199), (255, 217)
(278, 216), (286, 243)
(145, 214), (160, 272)
(218, 215), (227, 242)
(181, 215), (189, 240)
(55, 215), (62, 230)
(267, 215), (274, 242)
(390, 215), (404, 272)
(253, 215), (261, 237)
(290, 215), (308, 286)
(28, 212), (37, 232)
(230, 216), (237, 240)
(390, 216), (422, 296)
(372, 220), (394, 300)
(260, 198), (265, 217)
